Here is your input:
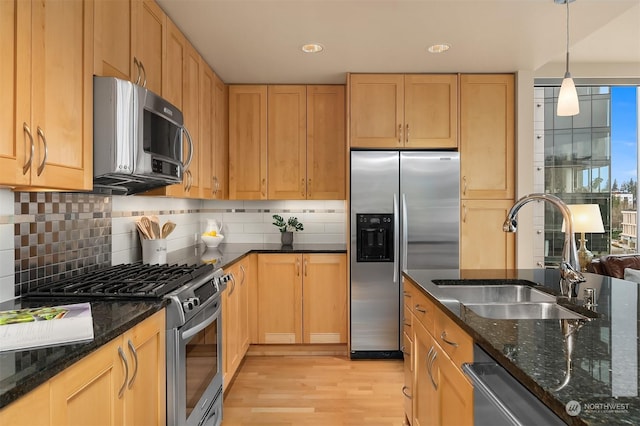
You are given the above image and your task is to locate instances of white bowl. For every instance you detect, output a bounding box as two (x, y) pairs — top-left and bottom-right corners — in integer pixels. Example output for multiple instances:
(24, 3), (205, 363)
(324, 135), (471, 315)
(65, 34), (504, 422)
(201, 234), (224, 248)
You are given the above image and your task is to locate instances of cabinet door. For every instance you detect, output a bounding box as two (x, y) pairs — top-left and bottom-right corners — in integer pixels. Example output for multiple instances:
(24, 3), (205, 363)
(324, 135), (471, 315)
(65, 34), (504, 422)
(131, 0), (165, 94)
(229, 85), (268, 199)
(302, 253), (347, 344)
(181, 42), (201, 197)
(0, 0), (24, 187)
(122, 310), (166, 426)
(29, 0), (93, 190)
(257, 254), (302, 343)
(412, 319), (438, 426)
(350, 74), (404, 148)
(162, 18), (184, 109)
(402, 332), (413, 424)
(93, 0), (131, 80)
(461, 199), (515, 269)
(50, 338), (124, 425)
(437, 353), (474, 426)
(213, 73), (229, 199)
(404, 74), (458, 149)
(222, 263), (240, 390)
(200, 62), (215, 199)
(460, 74), (515, 200)
(236, 259), (250, 355)
(267, 85), (307, 200)
(0, 382), (50, 425)
(307, 85), (346, 200)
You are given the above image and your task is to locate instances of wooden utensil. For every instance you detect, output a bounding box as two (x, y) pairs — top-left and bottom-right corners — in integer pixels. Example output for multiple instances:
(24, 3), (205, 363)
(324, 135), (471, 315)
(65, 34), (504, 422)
(161, 221), (176, 238)
(136, 220), (152, 240)
(149, 215), (161, 239)
(140, 216), (155, 239)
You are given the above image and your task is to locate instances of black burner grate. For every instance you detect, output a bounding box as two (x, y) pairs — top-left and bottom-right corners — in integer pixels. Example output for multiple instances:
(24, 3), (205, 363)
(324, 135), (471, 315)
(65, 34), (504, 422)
(25, 263), (214, 298)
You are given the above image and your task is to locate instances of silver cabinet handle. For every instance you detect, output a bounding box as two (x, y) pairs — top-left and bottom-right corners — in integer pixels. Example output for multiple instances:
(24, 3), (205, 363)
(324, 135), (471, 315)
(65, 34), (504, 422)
(261, 178), (266, 197)
(127, 339), (138, 388)
(213, 176), (219, 195)
(117, 346), (129, 398)
(414, 304), (427, 314)
(304, 258), (308, 277)
(462, 202), (468, 223)
(401, 345), (410, 357)
(239, 265), (246, 285)
(36, 126), (48, 176)
(228, 273), (236, 296)
(296, 257), (301, 276)
(428, 349), (438, 390)
(133, 57), (141, 85)
(398, 123), (402, 144)
(22, 123), (34, 175)
(402, 385), (412, 399)
(462, 176), (468, 196)
(405, 123), (409, 143)
(403, 291), (412, 298)
(300, 177), (305, 197)
(307, 178), (311, 198)
(440, 330), (459, 348)
(139, 60), (147, 88)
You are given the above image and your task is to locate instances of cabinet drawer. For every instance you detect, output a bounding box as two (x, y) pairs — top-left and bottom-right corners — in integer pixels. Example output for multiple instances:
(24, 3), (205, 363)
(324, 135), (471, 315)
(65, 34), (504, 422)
(411, 285), (435, 332)
(403, 299), (412, 336)
(434, 309), (473, 368)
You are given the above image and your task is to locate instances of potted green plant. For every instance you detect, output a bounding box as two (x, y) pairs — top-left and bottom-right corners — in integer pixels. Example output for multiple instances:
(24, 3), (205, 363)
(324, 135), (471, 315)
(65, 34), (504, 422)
(272, 214), (304, 245)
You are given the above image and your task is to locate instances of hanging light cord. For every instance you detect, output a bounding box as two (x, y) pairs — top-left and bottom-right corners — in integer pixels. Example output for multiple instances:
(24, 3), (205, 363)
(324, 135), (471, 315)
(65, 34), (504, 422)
(565, 0), (570, 77)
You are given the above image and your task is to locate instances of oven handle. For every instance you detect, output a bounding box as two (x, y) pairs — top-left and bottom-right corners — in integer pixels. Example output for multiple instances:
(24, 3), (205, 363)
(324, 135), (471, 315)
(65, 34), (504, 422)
(181, 303), (220, 341)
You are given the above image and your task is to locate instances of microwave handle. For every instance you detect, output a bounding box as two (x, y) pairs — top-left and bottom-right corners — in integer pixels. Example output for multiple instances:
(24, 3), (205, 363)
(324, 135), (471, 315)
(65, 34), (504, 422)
(182, 126), (194, 171)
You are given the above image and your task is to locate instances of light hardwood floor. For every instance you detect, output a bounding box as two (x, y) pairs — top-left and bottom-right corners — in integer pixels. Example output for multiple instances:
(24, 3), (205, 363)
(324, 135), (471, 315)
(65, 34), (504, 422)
(222, 355), (405, 426)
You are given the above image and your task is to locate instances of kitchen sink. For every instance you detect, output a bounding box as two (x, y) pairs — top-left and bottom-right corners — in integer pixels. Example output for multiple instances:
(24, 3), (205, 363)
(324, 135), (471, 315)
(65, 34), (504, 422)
(462, 302), (588, 320)
(437, 285), (557, 304)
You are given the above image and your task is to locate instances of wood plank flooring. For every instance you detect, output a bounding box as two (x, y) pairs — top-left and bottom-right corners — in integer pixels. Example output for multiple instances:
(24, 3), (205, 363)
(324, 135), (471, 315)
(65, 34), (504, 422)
(222, 355), (405, 426)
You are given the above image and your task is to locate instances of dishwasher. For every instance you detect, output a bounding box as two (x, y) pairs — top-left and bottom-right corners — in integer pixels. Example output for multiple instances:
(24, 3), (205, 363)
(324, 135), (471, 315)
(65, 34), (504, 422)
(462, 345), (566, 426)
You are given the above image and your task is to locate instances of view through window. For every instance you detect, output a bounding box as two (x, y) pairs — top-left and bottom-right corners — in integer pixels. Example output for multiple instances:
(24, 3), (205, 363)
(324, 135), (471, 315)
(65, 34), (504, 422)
(539, 84), (639, 266)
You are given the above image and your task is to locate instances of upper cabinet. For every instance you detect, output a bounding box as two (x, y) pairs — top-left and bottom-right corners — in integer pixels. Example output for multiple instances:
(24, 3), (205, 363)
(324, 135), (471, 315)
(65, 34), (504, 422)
(460, 74), (515, 200)
(1, 0), (93, 191)
(212, 73), (229, 199)
(349, 74), (457, 149)
(228, 85), (269, 200)
(229, 84), (346, 200)
(94, 0), (165, 94)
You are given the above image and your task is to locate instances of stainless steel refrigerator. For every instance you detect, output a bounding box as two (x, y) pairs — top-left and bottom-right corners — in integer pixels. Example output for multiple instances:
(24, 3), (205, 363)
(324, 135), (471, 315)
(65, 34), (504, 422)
(350, 151), (460, 358)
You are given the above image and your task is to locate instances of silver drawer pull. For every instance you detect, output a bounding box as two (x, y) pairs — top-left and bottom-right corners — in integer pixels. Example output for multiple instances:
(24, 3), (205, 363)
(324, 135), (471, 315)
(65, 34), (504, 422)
(402, 385), (412, 399)
(414, 304), (427, 314)
(440, 331), (459, 347)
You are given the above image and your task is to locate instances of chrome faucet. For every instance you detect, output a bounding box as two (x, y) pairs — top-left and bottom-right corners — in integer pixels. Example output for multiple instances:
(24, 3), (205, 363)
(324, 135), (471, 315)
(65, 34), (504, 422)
(503, 193), (585, 298)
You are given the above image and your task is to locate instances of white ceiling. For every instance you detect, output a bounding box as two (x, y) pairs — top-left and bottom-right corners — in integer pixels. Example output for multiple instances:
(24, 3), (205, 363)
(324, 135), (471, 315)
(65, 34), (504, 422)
(156, 0), (640, 84)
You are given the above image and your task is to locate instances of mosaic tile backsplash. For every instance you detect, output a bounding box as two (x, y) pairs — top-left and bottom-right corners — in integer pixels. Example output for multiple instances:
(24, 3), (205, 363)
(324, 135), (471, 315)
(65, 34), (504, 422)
(14, 192), (112, 295)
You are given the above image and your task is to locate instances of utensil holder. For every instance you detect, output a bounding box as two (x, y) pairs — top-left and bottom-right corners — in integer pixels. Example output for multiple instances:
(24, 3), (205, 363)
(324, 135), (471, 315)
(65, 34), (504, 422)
(141, 239), (167, 264)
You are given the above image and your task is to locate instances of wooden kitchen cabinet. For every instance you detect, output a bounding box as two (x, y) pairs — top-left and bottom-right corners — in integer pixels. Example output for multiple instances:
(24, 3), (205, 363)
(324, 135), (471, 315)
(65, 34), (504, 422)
(222, 257), (251, 391)
(49, 310), (165, 425)
(212, 73), (229, 199)
(307, 85), (346, 200)
(229, 85), (268, 199)
(461, 199), (516, 269)
(2, 0), (93, 191)
(460, 74), (515, 200)
(257, 253), (347, 344)
(349, 74), (457, 149)
(405, 278), (474, 426)
(267, 85), (307, 199)
(94, 0), (165, 94)
(0, 382), (50, 425)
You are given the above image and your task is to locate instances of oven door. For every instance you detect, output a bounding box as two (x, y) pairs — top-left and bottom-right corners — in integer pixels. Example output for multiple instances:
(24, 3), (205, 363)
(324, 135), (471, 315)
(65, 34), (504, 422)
(167, 296), (223, 426)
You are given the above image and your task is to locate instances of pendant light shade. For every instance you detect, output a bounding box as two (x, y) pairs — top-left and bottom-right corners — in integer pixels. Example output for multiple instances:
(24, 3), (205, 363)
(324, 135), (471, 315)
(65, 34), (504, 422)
(556, 0), (579, 116)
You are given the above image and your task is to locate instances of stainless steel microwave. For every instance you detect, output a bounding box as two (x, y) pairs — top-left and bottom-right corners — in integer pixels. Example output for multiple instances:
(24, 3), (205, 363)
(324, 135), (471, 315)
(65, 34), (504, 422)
(93, 76), (192, 195)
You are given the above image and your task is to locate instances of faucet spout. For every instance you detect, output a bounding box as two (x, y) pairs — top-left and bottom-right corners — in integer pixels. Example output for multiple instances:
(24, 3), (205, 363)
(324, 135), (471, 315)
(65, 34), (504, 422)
(504, 193), (585, 297)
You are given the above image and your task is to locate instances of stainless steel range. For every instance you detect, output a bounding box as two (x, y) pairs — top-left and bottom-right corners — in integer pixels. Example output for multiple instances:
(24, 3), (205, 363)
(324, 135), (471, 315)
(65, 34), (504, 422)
(26, 262), (230, 426)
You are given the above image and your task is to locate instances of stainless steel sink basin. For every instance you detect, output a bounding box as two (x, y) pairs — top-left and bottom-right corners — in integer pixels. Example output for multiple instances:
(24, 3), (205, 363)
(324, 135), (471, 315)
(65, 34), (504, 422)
(463, 302), (587, 320)
(437, 285), (557, 304)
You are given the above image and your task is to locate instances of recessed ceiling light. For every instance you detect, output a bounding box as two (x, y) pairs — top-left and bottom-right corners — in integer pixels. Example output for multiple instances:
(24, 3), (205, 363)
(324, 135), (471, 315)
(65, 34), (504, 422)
(427, 43), (451, 54)
(301, 43), (324, 53)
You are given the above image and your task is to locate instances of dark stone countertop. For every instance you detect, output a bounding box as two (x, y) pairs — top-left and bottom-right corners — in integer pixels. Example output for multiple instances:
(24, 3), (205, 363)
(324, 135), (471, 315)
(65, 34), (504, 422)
(0, 298), (166, 409)
(404, 268), (640, 426)
(0, 242), (345, 410)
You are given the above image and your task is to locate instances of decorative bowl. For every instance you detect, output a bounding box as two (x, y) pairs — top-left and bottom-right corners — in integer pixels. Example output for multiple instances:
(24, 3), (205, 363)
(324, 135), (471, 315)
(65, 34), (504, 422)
(201, 234), (224, 248)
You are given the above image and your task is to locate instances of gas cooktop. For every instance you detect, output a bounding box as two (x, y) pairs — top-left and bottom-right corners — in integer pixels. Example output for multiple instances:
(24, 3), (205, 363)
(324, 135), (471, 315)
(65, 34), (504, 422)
(25, 263), (215, 299)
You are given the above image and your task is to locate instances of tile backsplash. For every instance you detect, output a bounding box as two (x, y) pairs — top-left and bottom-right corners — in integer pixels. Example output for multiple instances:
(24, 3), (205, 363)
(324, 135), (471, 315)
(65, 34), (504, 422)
(0, 188), (346, 302)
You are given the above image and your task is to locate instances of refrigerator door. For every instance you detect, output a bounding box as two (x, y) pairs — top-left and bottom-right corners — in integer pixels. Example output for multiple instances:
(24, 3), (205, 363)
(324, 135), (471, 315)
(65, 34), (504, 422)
(400, 152), (460, 270)
(350, 151), (400, 354)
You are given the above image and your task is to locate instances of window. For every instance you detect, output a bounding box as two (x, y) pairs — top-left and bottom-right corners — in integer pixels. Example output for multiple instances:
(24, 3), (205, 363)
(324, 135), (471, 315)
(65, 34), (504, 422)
(536, 84), (638, 266)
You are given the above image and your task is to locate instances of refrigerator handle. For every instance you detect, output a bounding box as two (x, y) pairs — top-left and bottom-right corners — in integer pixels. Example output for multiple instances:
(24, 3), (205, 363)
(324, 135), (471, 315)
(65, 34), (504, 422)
(393, 193), (400, 284)
(402, 193), (408, 271)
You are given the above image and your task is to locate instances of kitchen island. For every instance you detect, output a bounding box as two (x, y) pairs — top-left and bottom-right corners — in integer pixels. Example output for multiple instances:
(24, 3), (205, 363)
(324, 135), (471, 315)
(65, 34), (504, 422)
(404, 268), (639, 426)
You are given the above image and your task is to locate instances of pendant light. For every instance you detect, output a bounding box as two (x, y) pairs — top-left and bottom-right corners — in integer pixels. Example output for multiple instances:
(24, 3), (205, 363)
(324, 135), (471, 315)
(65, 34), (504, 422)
(556, 0), (580, 116)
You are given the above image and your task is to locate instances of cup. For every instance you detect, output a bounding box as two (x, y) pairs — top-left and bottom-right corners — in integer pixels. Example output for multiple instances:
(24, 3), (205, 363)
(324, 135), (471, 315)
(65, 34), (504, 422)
(141, 239), (167, 264)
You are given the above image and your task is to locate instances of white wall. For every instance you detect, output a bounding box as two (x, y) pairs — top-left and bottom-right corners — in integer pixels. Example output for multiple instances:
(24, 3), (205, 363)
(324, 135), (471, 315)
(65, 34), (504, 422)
(0, 189), (14, 301)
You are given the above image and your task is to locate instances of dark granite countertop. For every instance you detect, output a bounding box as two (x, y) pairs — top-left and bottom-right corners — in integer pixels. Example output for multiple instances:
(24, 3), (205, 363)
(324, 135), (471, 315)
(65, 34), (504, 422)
(168, 242), (347, 270)
(0, 298), (166, 409)
(403, 268), (640, 426)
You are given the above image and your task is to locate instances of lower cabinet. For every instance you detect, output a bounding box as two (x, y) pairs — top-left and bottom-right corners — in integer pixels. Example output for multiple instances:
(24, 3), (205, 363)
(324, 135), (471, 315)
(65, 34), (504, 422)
(257, 253), (347, 344)
(222, 255), (252, 391)
(0, 310), (166, 426)
(404, 278), (474, 426)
